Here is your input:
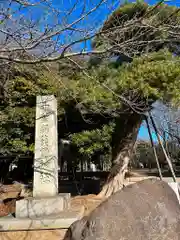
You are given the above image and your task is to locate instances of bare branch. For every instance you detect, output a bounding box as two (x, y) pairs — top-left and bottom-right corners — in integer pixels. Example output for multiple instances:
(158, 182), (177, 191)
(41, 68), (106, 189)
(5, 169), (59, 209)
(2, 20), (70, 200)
(0, 46), (115, 63)
(0, 0), (179, 66)
(12, 0), (46, 6)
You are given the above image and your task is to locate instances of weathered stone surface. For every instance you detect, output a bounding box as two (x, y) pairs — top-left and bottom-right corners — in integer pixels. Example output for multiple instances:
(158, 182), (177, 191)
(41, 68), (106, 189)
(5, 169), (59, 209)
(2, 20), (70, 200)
(0, 205), (84, 231)
(16, 193), (70, 218)
(59, 193), (71, 209)
(168, 182), (180, 204)
(33, 95), (58, 198)
(64, 179), (180, 240)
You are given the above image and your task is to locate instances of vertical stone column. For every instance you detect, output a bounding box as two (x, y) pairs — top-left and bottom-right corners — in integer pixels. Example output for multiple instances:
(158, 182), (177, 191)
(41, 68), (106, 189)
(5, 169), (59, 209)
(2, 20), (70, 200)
(33, 95), (58, 197)
(16, 96), (72, 218)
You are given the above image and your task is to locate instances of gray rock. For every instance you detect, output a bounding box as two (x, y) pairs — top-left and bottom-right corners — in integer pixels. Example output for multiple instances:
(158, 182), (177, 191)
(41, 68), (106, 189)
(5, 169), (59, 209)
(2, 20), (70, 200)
(64, 179), (180, 240)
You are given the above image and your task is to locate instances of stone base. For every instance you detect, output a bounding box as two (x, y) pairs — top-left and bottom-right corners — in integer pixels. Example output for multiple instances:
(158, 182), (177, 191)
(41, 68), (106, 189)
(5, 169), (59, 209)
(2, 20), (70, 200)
(16, 193), (71, 218)
(0, 205), (84, 231)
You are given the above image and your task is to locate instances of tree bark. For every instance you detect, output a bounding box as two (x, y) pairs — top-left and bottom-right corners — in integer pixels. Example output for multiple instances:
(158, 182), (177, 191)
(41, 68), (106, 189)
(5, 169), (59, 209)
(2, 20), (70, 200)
(98, 111), (143, 198)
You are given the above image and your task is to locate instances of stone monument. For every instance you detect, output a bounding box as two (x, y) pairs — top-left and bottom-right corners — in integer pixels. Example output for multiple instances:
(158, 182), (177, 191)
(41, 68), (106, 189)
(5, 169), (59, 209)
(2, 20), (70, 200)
(33, 95), (58, 197)
(0, 95), (84, 237)
(16, 95), (70, 218)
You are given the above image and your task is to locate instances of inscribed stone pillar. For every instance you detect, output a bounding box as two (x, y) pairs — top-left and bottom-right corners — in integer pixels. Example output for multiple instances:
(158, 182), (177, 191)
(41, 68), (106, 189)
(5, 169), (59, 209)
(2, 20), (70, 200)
(33, 95), (58, 197)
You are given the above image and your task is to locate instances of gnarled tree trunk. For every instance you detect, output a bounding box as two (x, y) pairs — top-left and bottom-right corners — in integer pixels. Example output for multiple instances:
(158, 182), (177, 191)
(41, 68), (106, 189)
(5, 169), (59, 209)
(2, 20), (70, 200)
(98, 111), (143, 198)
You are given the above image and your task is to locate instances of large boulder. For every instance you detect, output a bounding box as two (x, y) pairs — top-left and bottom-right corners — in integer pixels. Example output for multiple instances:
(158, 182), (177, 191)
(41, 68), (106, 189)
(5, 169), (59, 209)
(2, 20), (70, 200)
(64, 179), (180, 240)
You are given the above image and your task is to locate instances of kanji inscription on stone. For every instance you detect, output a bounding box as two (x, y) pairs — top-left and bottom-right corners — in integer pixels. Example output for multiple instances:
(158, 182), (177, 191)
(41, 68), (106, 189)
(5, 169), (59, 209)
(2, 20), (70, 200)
(33, 95), (58, 197)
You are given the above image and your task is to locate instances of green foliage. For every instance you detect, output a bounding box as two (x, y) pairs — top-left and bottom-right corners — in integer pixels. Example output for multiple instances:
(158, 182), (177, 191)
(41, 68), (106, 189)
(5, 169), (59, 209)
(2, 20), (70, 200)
(94, 1), (180, 55)
(57, 50), (180, 166)
(70, 122), (115, 160)
(103, 1), (179, 28)
(0, 64), (60, 156)
(61, 50), (180, 116)
(57, 65), (121, 115)
(102, 1), (148, 30)
(115, 50), (180, 105)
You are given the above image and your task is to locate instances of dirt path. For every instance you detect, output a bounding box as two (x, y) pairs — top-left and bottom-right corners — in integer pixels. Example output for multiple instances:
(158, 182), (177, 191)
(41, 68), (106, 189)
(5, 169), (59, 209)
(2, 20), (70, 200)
(71, 194), (104, 216)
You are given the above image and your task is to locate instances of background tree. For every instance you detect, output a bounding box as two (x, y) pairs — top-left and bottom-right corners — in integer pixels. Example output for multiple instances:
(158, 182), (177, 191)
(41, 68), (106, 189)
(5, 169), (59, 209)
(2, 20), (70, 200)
(133, 139), (180, 171)
(0, 63), (61, 156)
(0, 63), (62, 181)
(151, 102), (180, 165)
(132, 140), (153, 169)
(90, 1), (180, 197)
(94, 1), (180, 58)
(56, 49), (180, 197)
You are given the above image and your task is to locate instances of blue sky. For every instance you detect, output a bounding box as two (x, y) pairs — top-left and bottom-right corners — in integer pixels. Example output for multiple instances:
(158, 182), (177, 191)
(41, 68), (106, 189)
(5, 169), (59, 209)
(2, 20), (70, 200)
(138, 124), (158, 141)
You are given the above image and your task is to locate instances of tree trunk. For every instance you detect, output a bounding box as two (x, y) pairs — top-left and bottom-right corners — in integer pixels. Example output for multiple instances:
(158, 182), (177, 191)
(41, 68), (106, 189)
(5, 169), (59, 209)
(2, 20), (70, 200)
(98, 111), (143, 198)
